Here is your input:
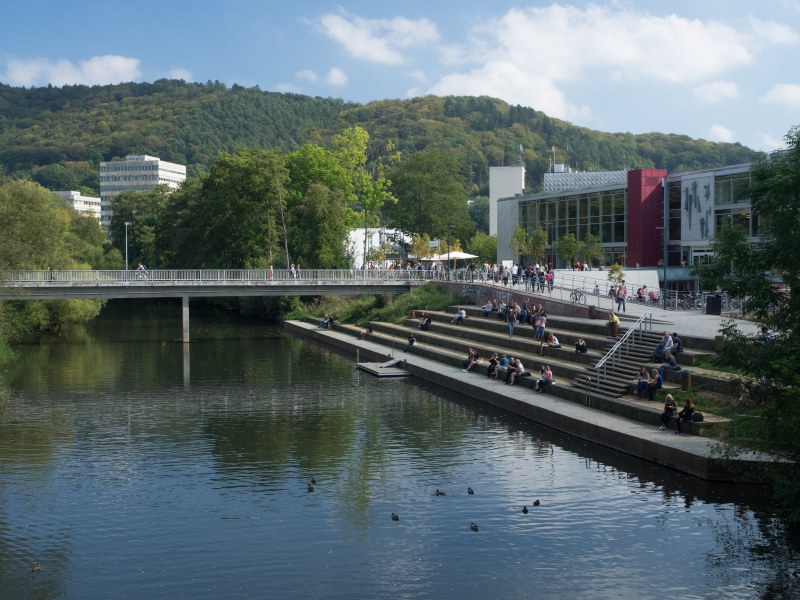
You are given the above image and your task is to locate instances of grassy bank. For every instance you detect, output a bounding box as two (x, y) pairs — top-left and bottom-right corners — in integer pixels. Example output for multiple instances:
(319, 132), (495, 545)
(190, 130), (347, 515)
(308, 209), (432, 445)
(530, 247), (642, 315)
(284, 283), (462, 327)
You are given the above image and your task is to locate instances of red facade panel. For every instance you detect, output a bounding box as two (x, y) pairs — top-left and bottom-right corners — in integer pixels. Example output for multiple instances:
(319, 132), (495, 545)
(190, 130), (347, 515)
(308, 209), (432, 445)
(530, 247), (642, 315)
(626, 169), (667, 267)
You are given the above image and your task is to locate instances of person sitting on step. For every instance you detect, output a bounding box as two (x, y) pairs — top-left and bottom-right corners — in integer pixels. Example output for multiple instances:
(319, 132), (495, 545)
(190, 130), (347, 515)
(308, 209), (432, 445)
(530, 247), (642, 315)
(404, 334), (417, 352)
(575, 338), (588, 354)
(534, 365), (554, 392)
(506, 358), (529, 386)
(659, 394), (677, 430)
(462, 347), (480, 372)
(418, 312), (432, 331)
(496, 354), (511, 377)
(452, 307), (467, 325)
(487, 352), (499, 379)
(635, 366), (649, 399)
(540, 331), (560, 355)
(675, 397), (696, 434)
(646, 368), (663, 401)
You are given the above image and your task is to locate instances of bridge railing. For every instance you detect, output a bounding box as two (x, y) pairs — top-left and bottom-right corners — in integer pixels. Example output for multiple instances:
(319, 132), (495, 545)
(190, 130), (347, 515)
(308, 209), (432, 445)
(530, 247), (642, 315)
(0, 268), (446, 286)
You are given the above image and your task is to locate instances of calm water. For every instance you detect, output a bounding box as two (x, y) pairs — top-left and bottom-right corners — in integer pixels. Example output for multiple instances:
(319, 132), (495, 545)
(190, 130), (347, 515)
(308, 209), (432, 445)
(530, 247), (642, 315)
(1, 301), (797, 599)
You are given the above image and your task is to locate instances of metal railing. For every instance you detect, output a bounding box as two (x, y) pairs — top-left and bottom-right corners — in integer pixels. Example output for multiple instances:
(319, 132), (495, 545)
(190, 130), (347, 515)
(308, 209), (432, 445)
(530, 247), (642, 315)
(0, 268), (442, 287)
(593, 313), (653, 389)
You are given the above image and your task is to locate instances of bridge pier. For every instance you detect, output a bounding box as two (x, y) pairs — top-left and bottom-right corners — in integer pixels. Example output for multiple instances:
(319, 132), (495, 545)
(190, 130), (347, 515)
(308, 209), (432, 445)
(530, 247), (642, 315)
(182, 296), (190, 343)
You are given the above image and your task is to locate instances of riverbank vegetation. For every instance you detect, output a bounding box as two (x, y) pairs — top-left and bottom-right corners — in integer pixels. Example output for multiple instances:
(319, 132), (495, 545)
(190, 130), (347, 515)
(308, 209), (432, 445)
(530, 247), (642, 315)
(0, 180), (118, 366)
(285, 284), (461, 327)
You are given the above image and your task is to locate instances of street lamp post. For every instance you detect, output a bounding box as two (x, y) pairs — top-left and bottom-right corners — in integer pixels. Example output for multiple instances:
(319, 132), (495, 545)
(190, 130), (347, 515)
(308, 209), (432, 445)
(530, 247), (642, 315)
(124, 221), (132, 272)
(447, 224), (455, 281)
(661, 178), (668, 309)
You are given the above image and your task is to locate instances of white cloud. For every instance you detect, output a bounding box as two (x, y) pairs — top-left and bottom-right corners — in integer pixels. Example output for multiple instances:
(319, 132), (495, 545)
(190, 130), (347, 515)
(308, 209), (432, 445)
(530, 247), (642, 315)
(275, 82), (303, 94)
(166, 67), (192, 82)
(759, 132), (788, 150)
(1, 55), (141, 86)
(708, 124), (737, 142)
(761, 83), (800, 107)
(747, 17), (800, 44)
(407, 70), (427, 83)
(425, 4), (794, 120)
(326, 67), (348, 86)
(318, 12), (440, 65)
(428, 59), (591, 121)
(296, 69), (319, 82)
(693, 80), (739, 102)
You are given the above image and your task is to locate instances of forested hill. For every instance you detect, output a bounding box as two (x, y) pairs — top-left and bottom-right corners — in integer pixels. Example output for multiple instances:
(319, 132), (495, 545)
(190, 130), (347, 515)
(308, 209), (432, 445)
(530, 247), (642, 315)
(0, 79), (756, 193)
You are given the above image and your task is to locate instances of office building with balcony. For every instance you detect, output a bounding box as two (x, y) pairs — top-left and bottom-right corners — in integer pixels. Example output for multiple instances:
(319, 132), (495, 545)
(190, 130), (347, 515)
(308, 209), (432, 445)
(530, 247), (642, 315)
(99, 155), (186, 229)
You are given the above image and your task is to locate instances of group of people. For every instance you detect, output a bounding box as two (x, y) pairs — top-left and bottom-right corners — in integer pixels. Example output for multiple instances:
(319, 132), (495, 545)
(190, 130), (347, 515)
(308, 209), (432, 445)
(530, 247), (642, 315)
(659, 394), (696, 433)
(635, 367), (663, 401)
(475, 351), (555, 392)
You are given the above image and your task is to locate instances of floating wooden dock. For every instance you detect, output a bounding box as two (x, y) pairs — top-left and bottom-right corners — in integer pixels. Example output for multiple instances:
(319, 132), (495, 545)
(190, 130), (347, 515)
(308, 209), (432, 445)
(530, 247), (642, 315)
(357, 358), (410, 378)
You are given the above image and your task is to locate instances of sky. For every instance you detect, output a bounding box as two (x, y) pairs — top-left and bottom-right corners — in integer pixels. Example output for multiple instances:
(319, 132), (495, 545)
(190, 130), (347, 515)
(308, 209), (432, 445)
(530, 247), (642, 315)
(2, 1), (799, 152)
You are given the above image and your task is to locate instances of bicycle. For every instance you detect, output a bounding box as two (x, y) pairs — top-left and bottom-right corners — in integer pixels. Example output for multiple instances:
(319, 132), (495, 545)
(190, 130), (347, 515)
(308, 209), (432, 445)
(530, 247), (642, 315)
(570, 288), (586, 303)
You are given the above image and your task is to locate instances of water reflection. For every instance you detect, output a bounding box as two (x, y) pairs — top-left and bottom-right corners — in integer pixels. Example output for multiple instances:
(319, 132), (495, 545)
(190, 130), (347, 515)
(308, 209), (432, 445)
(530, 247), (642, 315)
(0, 301), (797, 599)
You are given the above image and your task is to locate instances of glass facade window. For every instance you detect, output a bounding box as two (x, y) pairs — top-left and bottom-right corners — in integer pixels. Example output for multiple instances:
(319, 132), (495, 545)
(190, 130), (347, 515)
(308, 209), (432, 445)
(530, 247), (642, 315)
(519, 187), (628, 253)
(715, 172), (750, 206)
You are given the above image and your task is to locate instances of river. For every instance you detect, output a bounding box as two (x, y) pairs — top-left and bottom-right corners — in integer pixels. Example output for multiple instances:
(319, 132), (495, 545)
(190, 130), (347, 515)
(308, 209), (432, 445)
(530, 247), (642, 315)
(0, 300), (796, 599)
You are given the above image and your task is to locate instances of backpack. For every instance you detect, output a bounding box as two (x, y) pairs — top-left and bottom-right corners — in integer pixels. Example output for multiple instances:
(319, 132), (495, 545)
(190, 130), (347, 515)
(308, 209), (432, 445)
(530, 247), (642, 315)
(692, 411), (704, 422)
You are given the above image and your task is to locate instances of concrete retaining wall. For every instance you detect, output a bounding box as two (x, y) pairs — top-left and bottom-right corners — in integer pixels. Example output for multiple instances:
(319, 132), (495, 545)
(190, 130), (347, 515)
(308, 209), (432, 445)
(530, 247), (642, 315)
(285, 320), (776, 483)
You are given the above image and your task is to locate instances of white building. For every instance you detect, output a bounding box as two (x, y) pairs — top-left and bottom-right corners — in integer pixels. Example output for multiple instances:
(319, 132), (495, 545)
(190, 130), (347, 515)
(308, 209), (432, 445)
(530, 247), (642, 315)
(54, 190), (102, 222)
(99, 155), (186, 229)
(489, 165), (525, 236)
(348, 228), (411, 268)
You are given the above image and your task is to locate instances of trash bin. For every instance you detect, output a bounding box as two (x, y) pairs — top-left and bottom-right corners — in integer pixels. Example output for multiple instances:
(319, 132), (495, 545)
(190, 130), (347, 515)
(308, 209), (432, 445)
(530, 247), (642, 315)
(706, 294), (722, 315)
(588, 305), (597, 319)
(680, 370), (692, 391)
(607, 321), (619, 337)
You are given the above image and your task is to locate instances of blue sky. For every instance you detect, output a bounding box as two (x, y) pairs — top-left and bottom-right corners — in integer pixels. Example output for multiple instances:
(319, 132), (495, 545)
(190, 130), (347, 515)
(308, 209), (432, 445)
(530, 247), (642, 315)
(2, 1), (799, 152)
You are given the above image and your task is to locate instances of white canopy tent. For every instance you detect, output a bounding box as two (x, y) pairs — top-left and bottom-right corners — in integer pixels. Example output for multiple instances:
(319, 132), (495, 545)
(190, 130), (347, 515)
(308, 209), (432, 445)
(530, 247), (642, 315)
(425, 251), (478, 262)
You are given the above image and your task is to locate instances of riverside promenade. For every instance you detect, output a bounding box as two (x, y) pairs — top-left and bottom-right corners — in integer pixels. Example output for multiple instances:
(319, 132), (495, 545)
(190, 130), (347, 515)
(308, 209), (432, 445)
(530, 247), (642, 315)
(285, 298), (774, 483)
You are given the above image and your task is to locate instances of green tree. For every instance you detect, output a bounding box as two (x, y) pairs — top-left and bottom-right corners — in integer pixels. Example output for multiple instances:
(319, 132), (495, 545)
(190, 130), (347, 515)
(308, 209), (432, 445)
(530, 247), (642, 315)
(580, 233), (604, 267)
(192, 149), (289, 269)
(528, 227), (548, 265)
(0, 180), (69, 269)
(607, 263), (626, 287)
(555, 233), (581, 268)
(333, 126), (397, 267)
(509, 225), (529, 261)
(286, 144), (352, 267)
(694, 125), (800, 527)
(467, 232), (497, 265)
(0, 181), (104, 338)
(468, 196), (489, 234)
(110, 186), (172, 268)
(291, 182), (351, 268)
(388, 148), (474, 244)
(409, 234), (436, 262)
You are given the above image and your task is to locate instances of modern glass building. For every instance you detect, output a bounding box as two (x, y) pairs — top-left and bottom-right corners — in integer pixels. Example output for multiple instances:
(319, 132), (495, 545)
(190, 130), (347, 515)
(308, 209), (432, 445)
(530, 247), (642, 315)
(496, 164), (756, 290)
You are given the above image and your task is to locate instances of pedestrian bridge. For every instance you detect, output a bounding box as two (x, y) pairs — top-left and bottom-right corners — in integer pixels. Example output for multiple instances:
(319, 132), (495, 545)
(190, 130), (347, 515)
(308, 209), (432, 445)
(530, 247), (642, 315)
(0, 268), (422, 300)
(0, 268), (427, 342)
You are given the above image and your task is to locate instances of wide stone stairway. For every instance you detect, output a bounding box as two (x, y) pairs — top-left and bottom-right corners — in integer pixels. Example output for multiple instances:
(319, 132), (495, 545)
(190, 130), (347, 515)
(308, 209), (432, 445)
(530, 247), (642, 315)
(324, 305), (729, 435)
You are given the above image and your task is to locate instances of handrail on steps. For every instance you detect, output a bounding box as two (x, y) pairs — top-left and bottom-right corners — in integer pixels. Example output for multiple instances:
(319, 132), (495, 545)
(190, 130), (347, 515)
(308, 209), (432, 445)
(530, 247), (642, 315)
(592, 313), (653, 391)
